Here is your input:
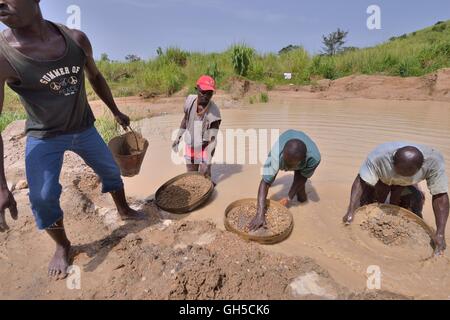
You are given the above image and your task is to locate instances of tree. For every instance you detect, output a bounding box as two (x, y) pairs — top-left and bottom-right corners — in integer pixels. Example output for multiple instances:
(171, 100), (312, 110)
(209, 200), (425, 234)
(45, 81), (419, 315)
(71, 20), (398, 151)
(322, 28), (349, 56)
(278, 44), (302, 55)
(125, 54), (141, 62)
(100, 53), (110, 62)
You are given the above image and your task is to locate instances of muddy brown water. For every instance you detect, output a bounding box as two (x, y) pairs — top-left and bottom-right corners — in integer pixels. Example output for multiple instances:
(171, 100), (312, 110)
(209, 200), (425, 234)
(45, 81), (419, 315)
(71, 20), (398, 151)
(125, 97), (450, 299)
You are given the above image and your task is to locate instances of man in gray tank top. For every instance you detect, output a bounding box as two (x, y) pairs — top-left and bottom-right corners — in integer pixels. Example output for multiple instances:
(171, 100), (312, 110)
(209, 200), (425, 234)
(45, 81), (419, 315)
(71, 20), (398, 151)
(172, 75), (221, 179)
(0, 0), (143, 279)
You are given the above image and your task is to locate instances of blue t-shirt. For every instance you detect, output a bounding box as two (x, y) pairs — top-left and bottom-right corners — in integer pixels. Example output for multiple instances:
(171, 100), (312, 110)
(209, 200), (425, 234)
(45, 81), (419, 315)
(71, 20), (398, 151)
(262, 130), (321, 184)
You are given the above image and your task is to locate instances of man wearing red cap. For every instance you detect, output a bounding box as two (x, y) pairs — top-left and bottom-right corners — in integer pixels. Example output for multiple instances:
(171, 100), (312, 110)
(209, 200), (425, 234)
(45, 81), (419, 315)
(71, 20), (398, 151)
(172, 75), (221, 179)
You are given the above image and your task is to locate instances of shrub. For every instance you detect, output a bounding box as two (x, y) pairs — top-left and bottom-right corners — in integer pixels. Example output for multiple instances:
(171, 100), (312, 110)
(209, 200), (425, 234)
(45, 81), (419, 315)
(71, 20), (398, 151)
(259, 92), (269, 103)
(164, 47), (189, 67)
(205, 61), (222, 83)
(432, 24), (446, 32)
(309, 56), (338, 79)
(231, 44), (254, 77)
(137, 61), (186, 96)
(395, 57), (422, 77)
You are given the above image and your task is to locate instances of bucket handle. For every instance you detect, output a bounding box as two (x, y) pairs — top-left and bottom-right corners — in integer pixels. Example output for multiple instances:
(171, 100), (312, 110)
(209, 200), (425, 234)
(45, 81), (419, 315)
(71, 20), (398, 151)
(116, 121), (141, 151)
(127, 126), (141, 151)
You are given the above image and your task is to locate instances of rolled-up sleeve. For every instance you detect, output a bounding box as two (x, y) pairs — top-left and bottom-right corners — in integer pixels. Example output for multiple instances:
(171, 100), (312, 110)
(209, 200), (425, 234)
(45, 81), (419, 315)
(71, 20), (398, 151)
(262, 151), (279, 184)
(359, 158), (379, 187)
(301, 158), (321, 179)
(427, 160), (449, 195)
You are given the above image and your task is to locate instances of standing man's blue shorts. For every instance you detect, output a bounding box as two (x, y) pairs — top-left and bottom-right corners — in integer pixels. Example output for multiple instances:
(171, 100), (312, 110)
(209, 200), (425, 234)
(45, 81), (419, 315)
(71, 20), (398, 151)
(25, 126), (124, 230)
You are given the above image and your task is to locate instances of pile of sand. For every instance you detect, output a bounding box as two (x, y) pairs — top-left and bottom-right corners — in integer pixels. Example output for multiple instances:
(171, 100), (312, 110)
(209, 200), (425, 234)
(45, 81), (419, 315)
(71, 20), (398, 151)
(358, 206), (431, 247)
(351, 205), (434, 261)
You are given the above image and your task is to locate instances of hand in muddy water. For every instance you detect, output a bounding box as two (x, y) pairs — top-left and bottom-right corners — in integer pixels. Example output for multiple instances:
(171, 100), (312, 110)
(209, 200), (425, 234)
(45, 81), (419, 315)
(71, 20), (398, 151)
(433, 234), (447, 257)
(248, 214), (266, 232)
(342, 211), (354, 225)
(0, 188), (18, 232)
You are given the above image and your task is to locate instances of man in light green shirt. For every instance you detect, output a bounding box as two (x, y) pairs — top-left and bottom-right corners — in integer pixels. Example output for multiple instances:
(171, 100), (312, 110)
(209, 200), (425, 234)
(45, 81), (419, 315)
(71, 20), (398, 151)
(249, 130), (321, 231)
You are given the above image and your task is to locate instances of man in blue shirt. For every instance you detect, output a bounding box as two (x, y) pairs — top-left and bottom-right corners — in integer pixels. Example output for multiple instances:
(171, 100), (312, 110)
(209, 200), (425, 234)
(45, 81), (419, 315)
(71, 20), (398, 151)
(249, 130), (321, 231)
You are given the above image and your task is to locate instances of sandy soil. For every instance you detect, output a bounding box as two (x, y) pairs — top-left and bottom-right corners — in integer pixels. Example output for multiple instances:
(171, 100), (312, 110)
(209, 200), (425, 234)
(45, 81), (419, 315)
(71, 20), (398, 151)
(275, 68), (450, 102)
(1, 71), (450, 300)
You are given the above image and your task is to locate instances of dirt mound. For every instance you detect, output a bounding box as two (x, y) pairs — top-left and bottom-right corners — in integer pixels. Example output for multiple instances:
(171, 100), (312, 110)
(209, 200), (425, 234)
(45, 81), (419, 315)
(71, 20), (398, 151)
(227, 77), (268, 100)
(316, 69), (450, 101)
(358, 206), (431, 247)
(81, 220), (407, 300)
(275, 68), (450, 102)
(351, 206), (434, 261)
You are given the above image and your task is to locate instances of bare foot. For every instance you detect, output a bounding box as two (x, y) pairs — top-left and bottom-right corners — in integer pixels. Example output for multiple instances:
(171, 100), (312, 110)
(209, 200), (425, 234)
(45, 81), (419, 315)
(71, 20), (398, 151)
(118, 207), (147, 221)
(297, 190), (308, 203)
(48, 243), (71, 280)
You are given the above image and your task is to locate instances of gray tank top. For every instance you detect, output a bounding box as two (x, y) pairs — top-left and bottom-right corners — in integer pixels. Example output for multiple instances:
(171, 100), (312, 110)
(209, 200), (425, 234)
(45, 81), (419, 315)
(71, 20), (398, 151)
(0, 21), (95, 138)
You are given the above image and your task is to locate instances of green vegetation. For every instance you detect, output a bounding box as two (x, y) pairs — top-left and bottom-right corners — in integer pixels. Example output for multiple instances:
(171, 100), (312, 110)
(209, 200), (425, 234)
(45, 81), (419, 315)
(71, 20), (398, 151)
(2, 20), (450, 132)
(95, 114), (120, 143)
(84, 20), (450, 96)
(81, 20), (450, 97)
(248, 92), (269, 104)
(231, 44), (255, 77)
(0, 110), (26, 132)
(259, 92), (269, 103)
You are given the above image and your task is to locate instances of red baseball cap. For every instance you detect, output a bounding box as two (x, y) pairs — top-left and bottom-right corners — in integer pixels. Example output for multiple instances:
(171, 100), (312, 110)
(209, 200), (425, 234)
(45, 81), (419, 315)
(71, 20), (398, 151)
(197, 75), (216, 91)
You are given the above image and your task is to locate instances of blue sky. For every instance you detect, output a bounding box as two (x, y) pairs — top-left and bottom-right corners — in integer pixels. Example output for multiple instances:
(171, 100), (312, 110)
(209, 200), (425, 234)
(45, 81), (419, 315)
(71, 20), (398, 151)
(2, 0), (450, 60)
